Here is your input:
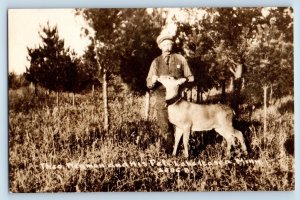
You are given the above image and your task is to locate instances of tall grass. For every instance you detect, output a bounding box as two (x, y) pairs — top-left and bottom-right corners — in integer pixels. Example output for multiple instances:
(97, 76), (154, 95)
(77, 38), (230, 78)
(9, 87), (294, 192)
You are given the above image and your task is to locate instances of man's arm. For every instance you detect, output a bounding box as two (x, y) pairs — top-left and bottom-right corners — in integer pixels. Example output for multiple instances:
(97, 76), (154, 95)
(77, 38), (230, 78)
(146, 60), (158, 89)
(179, 55), (194, 84)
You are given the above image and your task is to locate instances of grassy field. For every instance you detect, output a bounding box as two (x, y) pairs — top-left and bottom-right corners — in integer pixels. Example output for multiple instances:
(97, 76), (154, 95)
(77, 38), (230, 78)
(8, 86), (294, 192)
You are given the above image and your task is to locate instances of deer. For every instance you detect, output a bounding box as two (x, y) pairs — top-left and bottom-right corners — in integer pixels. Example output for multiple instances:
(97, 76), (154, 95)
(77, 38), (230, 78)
(157, 76), (247, 158)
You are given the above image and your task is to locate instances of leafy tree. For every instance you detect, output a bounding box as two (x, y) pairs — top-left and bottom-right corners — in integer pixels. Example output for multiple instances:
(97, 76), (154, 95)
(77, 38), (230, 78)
(170, 7), (293, 113)
(244, 8), (294, 103)
(118, 9), (162, 92)
(78, 8), (163, 130)
(80, 40), (101, 93)
(78, 9), (123, 131)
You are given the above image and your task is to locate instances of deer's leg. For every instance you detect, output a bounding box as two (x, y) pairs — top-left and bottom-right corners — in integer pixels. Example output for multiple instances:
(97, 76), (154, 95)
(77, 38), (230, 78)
(172, 127), (183, 156)
(215, 127), (234, 157)
(234, 129), (247, 154)
(182, 127), (191, 158)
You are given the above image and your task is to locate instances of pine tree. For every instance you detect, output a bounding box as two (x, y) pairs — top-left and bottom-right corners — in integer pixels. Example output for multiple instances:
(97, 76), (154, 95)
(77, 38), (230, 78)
(25, 23), (84, 106)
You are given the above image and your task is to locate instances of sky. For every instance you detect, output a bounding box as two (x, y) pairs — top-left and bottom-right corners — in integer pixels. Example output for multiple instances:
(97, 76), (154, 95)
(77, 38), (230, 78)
(7, 8), (274, 75)
(7, 8), (191, 75)
(8, 9), (92, 74)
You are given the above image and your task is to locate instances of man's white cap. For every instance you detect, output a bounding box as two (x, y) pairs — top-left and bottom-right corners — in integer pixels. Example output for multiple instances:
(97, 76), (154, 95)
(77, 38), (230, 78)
(156, 33), (174, 46)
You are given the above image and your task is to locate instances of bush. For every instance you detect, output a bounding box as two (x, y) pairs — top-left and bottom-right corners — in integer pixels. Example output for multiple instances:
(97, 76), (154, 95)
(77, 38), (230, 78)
(9, 87), (50, 113)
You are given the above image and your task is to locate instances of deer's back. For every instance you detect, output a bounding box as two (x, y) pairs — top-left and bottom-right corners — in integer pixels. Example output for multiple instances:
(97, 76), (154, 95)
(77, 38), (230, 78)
(168, 100), (234, 131)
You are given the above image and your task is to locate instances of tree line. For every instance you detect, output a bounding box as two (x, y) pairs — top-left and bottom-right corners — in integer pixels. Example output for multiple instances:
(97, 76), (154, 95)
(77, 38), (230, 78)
(9, 8), (293, 121)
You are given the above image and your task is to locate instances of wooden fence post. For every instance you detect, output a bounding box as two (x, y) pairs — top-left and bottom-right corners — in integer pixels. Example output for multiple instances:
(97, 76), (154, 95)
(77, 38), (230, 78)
(263, 86), (268, 145)
(56, 91), (59, 107)
(144, 91), (150, 120)
(72, 92), (75, 107)
(103, 70), (109, 132)
(92, 84), (94, 97)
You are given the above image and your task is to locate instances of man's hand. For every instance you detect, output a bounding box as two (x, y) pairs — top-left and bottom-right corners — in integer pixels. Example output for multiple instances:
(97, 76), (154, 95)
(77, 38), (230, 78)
(152, 75), (159, 84)
(177, 77), (187, 85)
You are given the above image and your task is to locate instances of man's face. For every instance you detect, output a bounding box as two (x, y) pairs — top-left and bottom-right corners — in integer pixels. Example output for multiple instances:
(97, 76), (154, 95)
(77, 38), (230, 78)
(159, 40), (173, 56)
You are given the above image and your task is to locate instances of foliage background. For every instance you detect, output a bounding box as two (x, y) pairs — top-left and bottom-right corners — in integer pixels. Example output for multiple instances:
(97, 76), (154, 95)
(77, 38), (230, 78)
(2, 0), (300, 199)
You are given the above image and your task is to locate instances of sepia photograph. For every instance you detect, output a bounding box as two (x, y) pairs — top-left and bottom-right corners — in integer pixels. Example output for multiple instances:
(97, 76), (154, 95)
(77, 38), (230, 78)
(8, 7), (294, 192)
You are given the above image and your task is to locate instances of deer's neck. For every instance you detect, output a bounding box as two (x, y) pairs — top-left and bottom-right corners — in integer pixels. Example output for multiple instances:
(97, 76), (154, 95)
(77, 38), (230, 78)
(165, 94), (182, 107)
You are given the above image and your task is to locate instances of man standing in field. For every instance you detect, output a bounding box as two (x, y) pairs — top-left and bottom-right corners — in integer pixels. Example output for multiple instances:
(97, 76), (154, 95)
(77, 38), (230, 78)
(146, 32), (194, 155)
